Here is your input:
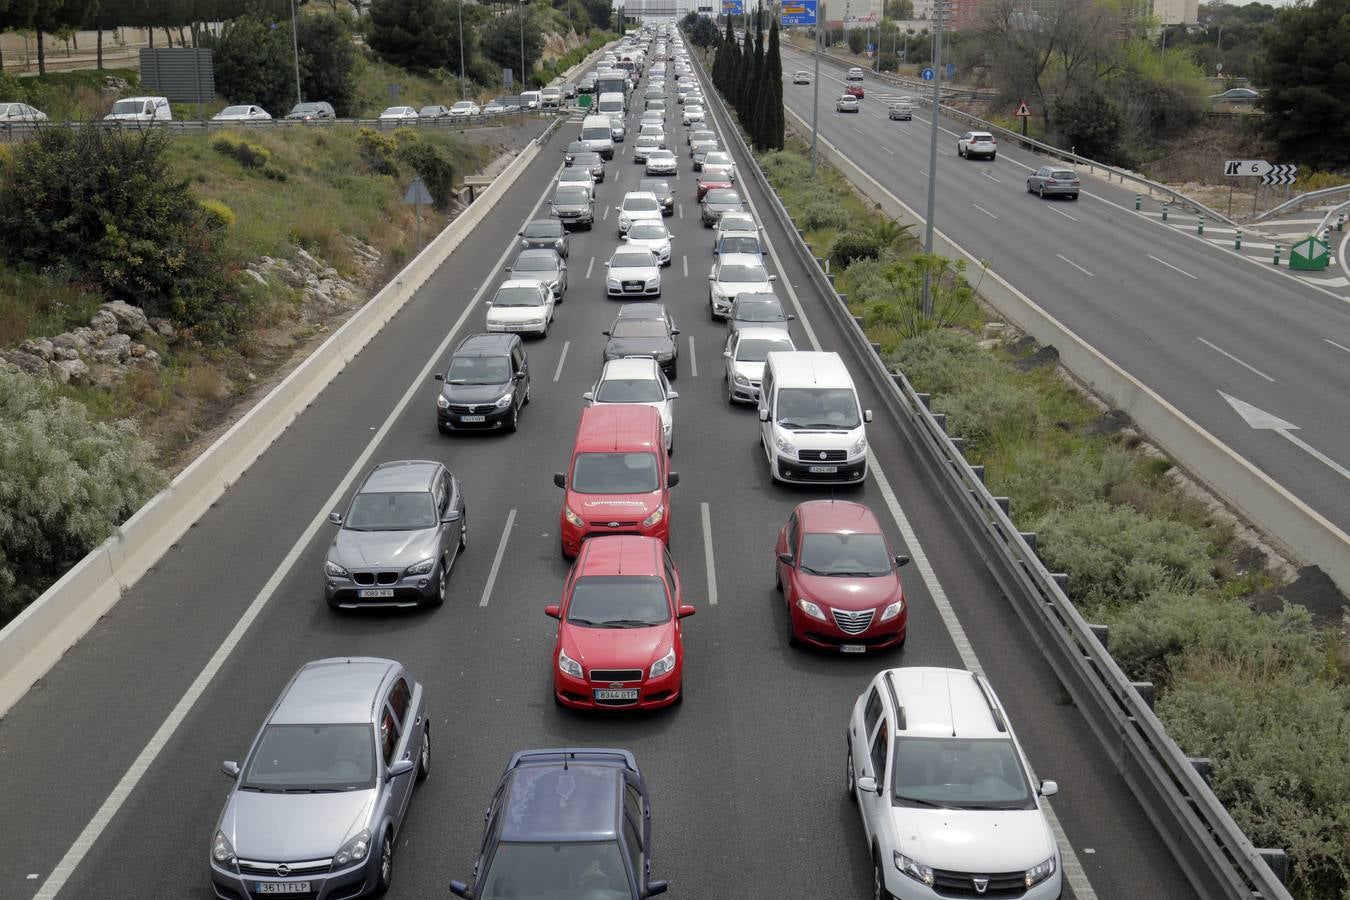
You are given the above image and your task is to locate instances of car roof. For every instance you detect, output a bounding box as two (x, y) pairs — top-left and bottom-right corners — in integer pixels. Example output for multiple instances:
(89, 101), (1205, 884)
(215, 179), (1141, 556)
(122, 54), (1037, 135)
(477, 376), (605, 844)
(576, 534), (663, 575)
(614, 302), (667, 320)
(766, 350), (851, 387)
(734, 326), (796, 345)
(717, 253), (767, 270)
(881, 667), (1008, 739)
(500, 756), (625, 843)
(515, 248), (560, 263)
(601, 356), (661, 380)
(498, 278), (547, 292)
(361, 459), (440, 493)
(622, 191), (660, 203)
(455, 332), (517, 356)
(272, 657), (398, 725)
(796, 499), (882, 534)
(575, 404), (662, 452)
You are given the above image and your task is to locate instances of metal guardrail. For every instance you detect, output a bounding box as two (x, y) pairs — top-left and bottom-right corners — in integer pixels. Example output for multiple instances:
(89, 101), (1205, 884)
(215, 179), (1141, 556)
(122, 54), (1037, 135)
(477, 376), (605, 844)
(693, 40), (1294, 900)
(787, 40), (994, 101)
(1317, 199), (1350, 238)
(1254, 182), (1350, 223)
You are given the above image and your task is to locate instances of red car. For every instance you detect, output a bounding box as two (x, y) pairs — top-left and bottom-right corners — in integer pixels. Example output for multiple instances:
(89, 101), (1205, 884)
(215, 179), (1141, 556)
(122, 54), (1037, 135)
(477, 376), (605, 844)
(546, 534), (696, 709)
(845, 84), (865, 99)
(774, 500), (909, 652)
(696, 176), (732, 201)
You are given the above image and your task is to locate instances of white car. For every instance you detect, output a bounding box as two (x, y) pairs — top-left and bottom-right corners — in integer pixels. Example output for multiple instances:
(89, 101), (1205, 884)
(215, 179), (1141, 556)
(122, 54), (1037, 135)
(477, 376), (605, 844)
(836, 95), (860, 113)
(638, 122), (666, 144)
(606, 248), (662, 298)
(714, 211), (760, 247)
(957, 130), (998, 160)
(701, 151), (736, 183)
(540, 87), (563, 107)
(682, 105), (705, 126)
(583, 356), (678, 452)
(846, 66), (865, 82)
(485, 280), (554, 336)
(379, 106), (419, 122)
(708, 255), (776, 320)
(609, 115), (627, 142)
(616, 191), (664, 235)
(623, 221), (673, 267)
(0, 101), (48, 122)
(644, 149), (678, 177)
(212, 104), (272, 122)
(633, 134), (664, 162)
(449, 101), (481, 117)
(640, 111), (665, 129)
(792, 70), (812, 85)
(848, 668), (1063, 900)
(688, 128), (715, 148)
(724, 327), (795, 405)
(557, 167), (596, 196)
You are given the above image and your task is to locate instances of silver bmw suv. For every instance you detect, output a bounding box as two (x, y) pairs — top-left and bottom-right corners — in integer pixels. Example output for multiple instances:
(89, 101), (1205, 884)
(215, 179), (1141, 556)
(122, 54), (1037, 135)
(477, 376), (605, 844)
(324, 460), (467, 609)
(210, 657), (430, 900)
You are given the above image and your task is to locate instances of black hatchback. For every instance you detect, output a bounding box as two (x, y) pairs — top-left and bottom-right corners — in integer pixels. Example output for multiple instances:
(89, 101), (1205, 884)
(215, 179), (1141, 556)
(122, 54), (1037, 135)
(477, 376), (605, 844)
(449, 749), (668, 900)
(434, 333), (530, 433)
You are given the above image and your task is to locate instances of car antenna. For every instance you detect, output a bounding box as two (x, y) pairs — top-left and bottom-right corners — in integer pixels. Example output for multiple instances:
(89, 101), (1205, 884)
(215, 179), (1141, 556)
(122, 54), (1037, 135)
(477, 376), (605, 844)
(945, 670), (957, 738)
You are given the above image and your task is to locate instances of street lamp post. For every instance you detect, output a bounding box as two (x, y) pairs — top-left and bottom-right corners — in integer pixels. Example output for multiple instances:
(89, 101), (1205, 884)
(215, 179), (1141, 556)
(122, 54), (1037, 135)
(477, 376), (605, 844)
(921, 0), (943, 318)
(810, 20), (821, 178)
(459, 0), (466, 99)
(520, 0), (525, 87)
(290, 0), (302, 105)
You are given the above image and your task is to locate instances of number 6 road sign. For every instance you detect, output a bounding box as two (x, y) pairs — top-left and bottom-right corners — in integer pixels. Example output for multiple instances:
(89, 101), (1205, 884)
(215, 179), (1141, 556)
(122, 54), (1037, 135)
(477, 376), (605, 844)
(1224, 159), (1272, 177)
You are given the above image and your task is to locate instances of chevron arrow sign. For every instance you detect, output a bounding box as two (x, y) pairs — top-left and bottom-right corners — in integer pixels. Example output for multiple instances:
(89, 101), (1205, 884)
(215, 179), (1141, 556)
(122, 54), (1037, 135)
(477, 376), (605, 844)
(1261, 164), (1297, 186)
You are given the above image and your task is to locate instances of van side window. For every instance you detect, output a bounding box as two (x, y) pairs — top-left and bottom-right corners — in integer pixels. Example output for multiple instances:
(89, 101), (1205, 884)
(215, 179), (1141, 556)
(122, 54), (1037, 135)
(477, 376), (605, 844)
(863, 687), (883, 735)
(869, 717), (889, 781)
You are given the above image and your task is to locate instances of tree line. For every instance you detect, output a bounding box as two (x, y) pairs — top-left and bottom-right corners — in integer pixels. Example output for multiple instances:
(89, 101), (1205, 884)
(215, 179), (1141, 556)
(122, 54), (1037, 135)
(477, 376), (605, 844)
(694, 11), (784, 153)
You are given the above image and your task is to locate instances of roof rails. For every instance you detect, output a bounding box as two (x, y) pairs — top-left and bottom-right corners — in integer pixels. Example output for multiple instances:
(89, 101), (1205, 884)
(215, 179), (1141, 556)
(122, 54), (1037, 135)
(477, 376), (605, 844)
(971, 673), (1008, 733)
(882, 671), (906, 731)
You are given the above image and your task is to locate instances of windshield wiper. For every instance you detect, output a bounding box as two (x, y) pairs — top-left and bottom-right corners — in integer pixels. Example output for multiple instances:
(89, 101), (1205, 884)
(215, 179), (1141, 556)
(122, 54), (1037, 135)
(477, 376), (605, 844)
(829, 570), (885, 578)
(568, 617), (600, 626)
(798, 564), (828, 575)
(598, 618), (659, 628)
(894, 795), (949, 808)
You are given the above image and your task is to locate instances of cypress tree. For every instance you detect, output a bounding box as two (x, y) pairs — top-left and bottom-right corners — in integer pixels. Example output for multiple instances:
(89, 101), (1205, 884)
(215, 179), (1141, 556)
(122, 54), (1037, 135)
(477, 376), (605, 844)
(746, 14), (765, 138)
(761, 19), (785, 150)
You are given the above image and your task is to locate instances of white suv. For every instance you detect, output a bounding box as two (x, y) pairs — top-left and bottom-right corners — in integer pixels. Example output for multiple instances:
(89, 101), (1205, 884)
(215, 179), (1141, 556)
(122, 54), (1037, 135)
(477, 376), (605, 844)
(847, 667), (1062, 900)
(957, 131), (998, 160)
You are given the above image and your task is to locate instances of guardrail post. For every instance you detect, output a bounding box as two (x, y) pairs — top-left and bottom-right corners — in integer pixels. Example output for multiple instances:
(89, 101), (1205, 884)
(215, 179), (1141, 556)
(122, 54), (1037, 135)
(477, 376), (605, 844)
(1050, 572), (1069, 592)
(1188, 757), (1213, 784)
(1197, 214), (1205, 236)
(1258, 849), (1290, 885)
(816, 257), (827, 270)
(1087, 623), (1108, 648)
(1235, 229), (1242, 251)
(1019, 531), (1036, 551)
(1135, 193), (1141, 211)
(838, 294), (848, 306)
(853, 315), (865, 330)
(1132, 681), (1156, 711)
(950, 437), (965, 454)
(993, 496), (1010, 515)
(1273, 243), (1281, 266)
(914, 392), (931, 410)
(969, 464), (985, 483)
(871, 342), (883, 356)
(1161, 203), (1169, 223)
(932, 412), (947, 430)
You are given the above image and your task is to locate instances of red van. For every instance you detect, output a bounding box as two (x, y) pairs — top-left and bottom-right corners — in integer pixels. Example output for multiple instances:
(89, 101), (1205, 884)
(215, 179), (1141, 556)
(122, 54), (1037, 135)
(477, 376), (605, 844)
(554, 405), (678, 557)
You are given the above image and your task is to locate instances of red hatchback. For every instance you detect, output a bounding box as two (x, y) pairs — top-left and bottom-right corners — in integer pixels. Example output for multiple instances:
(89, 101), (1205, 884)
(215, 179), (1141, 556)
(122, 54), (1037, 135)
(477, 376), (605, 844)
(774, 500), (909, 652)
(845, 84), (865, 99)
(696, 176), (732, 201)
(547, 535), (696, 710)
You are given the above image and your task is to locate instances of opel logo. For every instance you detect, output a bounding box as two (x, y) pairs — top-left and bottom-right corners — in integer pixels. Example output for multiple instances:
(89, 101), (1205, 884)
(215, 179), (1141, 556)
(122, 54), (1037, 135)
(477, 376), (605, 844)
(819, 451), (828, 460)
(276, 864), (291, 877)
(972, 876), (989, 894)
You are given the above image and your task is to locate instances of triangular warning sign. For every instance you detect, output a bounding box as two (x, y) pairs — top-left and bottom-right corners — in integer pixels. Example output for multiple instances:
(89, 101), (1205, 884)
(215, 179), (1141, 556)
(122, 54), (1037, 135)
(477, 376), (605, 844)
(1015, 100), (1030, 117)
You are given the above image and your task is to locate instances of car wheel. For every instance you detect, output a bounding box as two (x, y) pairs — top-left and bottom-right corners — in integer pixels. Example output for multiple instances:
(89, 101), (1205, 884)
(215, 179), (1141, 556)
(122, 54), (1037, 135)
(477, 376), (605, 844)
(1039, 185), (1045, 199)
(523, 380), (532, 406)
(506, 402), (519, 433)
(727, 380), (736, 405)
(459, 515), (468, 551)
(786, 601), (801, 647)
(989, 152), (997, 160)
(873, 855), (893, 900)
(437, 422), (450, 435)
(1027, 181), (1034, 193)
(957, 145), (964, 157)
(1070, 193), (1079, 201)
(709, 301), (717, 321)
(417, 727), (431, 782)
(428, 562), (447, 607)
(846, 743), (856, 799)
(326, 594), (341, 611)
(375, 831), (394, 896)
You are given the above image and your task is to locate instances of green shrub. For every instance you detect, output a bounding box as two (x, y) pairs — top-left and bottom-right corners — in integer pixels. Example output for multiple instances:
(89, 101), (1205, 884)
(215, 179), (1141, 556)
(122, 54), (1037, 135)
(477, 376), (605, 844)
(933, 378), (1043, 457)
(211, 133), (273, 169)
(890, 329), (1002, 395)
(356, 127), (399, 176)
(394, 134), (456, 209)
(0, 369), (165, 625)
(829, 231), (883, 269)
(262, 163), (288, 182)
(1034, 501), (1215, 608)
(761, 150), (811, 184)
(992, 443), (1131, 522)
(800, 201), (849, 230)
(198, 198), (236, 229)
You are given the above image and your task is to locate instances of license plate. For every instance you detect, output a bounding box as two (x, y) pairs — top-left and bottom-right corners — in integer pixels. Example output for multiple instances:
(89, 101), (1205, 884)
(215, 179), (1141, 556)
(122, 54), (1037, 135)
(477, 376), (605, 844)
(255, 883), (310, 894)
(460, 415), (486, 423)
(808, 465), (839, 474)
(594, 689), (639, 700)
(840, 644), (866, 654)
(624, 282), (642, 290)
(358, 588), (394, 598)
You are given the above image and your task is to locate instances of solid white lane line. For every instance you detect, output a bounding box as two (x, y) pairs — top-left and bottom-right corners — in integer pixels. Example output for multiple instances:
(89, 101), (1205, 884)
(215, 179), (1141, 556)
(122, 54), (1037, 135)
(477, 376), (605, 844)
(478, 508), (517, 607)
(1197, 336), (1276, 382)
(585, 256), (595, 279)
(700, 502), (718, 606)
(553, 341), (570, 382)
(30, 159), (564, 900)
(1056, 254), (1095, 277)
(688, 336), (698, 377)
(972, 203), (998, 220)
(1326, 338), (1350, 355)
(683, 254), (688, 277)
(882, 146), (894, 155)
(1147, 253), (1198, 280)
(603, 205), (610, 220)
(981, 171), (1002, 184)
(1046, 205), (1079, 222)
(937, 147), (950, 156)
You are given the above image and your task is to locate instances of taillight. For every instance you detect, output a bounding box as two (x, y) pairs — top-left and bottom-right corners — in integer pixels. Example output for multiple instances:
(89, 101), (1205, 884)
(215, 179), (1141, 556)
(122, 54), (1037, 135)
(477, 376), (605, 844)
(1046, 180), (1057, 185)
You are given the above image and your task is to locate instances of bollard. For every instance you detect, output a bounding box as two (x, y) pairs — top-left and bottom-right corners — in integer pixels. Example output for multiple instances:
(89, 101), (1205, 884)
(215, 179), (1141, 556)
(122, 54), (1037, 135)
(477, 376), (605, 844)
(1235, 229), (1242, 251)
(1325, 227), (1333, 246)
(1134, 193), (1141, 211)
(1197, 214), (1205, 236)
(1273, 243), (1281, 266)
(1161, 203), (1169, 223)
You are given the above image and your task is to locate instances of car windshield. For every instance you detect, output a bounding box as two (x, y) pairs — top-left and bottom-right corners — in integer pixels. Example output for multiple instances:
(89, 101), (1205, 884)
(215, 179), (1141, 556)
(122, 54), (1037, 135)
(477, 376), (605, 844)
(628, 224), (667, 240)
(720, 216), (755, 233)
(571, 452), (660, 494)
(775, 387), (861, 429)
(581, 126), (611, 140)
(110, 99), (146, 114)
(705, 153), (731, 166)
(736, 337), (794, 362)
(524, 222), (563, 238)
(624, 198), (660, 212)
(892, 737), (1034, 810)
(574, 154), (602, 166)
(640, 180), (670, 194)
(718, 265), (768, 284)
(220, 105), (252, 115)
(719, 236), (759, 254)
(291, 103), (322, 114)
(637, 137), (660, 147)
(568, 575), (670, 626)
(734, 299), (785, 321)
(345, 490), (438, 530)
(478, 840), (632, 899)
(596, 376), (664, 403)
(706, 191), (740, 205)
(648, 151), (675, 160)
(611, 320), (667, 338)
(513, 256), (556, 272)
(971, 133), (993, 141)
(611, 252), (654, 268)
(419, 106), (442, 115)
(799, 532), (891, 576)
(453, 102), (475, 110)
(446, 355), (511, 385)
(494, 287), (545, 308)
(555, 188), (589, 204)
(241, 724), (375, 792)
(560, 170), (590, 182)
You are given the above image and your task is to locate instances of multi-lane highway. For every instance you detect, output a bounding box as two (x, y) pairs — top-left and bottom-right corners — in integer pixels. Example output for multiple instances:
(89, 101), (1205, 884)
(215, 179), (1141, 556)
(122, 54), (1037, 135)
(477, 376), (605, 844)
(781, 46), (1350, 537)
(0, 48), (1192, 900)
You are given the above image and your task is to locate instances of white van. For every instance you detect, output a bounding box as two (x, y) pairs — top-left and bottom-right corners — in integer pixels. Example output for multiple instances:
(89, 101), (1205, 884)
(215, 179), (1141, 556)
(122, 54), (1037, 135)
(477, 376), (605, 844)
(597, 91), (626, 116)
(104, 95), (172, 122)
(579, 114), (615, 159)
(519, 90), (542, 109)
(757, 351), (871, 484)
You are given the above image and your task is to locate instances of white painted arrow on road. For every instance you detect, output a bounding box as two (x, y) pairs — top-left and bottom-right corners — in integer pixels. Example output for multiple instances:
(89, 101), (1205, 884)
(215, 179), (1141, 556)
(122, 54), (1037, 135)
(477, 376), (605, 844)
(1220, 391), (1350, 481)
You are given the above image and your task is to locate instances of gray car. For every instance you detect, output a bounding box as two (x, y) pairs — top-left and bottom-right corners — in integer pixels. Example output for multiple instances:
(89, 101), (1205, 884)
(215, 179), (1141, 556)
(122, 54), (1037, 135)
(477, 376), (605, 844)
(727, 292), (794, 336)
(506, 248), (568, 301)
(1026, 165), (1081, 199)
(518, 218), (570, 258)
(324, 460), (466, 609)
(640, 178), (675, 216)
(210, 658), (429, 900)
(550, 184), (595, 230)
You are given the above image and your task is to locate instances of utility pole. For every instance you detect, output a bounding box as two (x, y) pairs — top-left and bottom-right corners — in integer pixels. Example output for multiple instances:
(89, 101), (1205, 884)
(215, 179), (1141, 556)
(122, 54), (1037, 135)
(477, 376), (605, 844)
(519, 0), (525, 86)
(921, 0), (943, 318)
(810, 19), (820, 177)
(290, 0), (302, 105)
(459, 0), (466, 99)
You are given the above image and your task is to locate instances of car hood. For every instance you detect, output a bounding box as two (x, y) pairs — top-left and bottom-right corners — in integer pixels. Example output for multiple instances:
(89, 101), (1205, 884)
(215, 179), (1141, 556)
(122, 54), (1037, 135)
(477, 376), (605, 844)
(488, 305), (548, 323)
(605, 336), (674, 359)
(891, 806), (1055, 873)
(609, 265), (660, 281)
(443, 382), (512, 404)
(731, 359), (767, 382)
(713, 279), (769, 297)
(568, 489), (662, 525)
(331, 526), (440, 568)
(705, 202), (740, 215)
(222, 789), (376, 862)
(509, 270), (559, 284)
(563, 620), (675, 671)
(798, 571), (900, 611)
(555, 201), (591, 212)
(625, 238), (670, 255)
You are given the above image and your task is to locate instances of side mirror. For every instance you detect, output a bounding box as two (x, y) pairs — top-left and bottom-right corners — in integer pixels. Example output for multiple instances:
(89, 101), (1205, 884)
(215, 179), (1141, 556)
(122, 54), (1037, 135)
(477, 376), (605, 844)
(671, 328), (681, 335)
(778, 552), (795, 566)
(769, 274), (778, 281)
(449, 880), (475, 898)
(667, 471), (680, 487)
(514, 372), (526, 381)
(667, 391), (679, 400)
(544, 604), (562, 619)
(863, 409), (873, 423)
(856, 775), (880, 795)
(517, 230), (524, 236)
(221, 760), (240, 779)
(644, 880), (669, 897)
(895, 555), (911, 568)
(582, 391), (595, 401)
(722, 350), (732, 359)
(388, 758), (416, 779)
(553, 472), (567, 489)
(484, 299), (493, 306)
(328, 511), (343, 526)
(442, 509), (462, 524)
(1040, 779), (1059, 797)
(602, 329), (611, 336)
(787, 314), (796, 320)
(757, 408), (770, 422)
(434, 372), (444, 381)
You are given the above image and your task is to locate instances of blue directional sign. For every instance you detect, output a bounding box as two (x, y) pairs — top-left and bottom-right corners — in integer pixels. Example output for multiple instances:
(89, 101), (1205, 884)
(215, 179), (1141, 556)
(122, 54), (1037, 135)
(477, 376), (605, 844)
(780, 0), (817, 25)
(722, 0), (744, 13)
(921, 67), (935, 81)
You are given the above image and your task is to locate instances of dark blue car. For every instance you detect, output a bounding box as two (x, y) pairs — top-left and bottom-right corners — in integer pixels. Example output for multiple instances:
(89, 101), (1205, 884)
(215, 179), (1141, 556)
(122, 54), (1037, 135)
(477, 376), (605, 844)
(449, 749), (668, 900)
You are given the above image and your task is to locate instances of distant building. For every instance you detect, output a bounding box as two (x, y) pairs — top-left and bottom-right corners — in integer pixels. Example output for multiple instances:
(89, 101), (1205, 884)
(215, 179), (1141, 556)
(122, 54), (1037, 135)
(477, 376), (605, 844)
(827, 0), (882, 29)
(1153, 0), (1198, 25)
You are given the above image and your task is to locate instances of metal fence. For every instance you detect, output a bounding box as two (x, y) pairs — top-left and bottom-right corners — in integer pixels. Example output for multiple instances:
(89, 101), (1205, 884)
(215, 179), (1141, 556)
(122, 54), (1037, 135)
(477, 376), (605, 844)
(1253, 182), (1350, 223)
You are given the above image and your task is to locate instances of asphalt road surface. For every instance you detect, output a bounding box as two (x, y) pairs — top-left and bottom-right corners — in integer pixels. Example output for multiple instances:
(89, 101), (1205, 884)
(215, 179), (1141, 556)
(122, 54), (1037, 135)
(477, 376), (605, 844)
(782, 45), (1350, 538)
(0, 57), (1193, 900)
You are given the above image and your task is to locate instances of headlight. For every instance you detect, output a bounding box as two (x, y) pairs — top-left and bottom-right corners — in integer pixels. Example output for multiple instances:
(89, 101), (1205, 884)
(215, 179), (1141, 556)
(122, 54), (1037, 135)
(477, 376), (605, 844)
(404, 557), (435, 576)
(650, 647), (676, 678)
(620, 216), (631, 228)
(1025, 855), (1057, 887)
(333, 828), (371, 867)
(564, 506), (584, 527)
(436, 394), (449, 409)
(558, 648), (584, 679)
(894, 851), (934, 887)
(796, 597), (827, 622)
(850, 435), (868, 455)
(879, 599), (904, 622)
(607, 278), (621, 289)
(212, 831), (238, 871)
(773, 433), (795, 454)
(324, 560), (349, 578)
(494, 393), (513, 408)
(733, 373), (750, 386)
(642, 504), (665, 527)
